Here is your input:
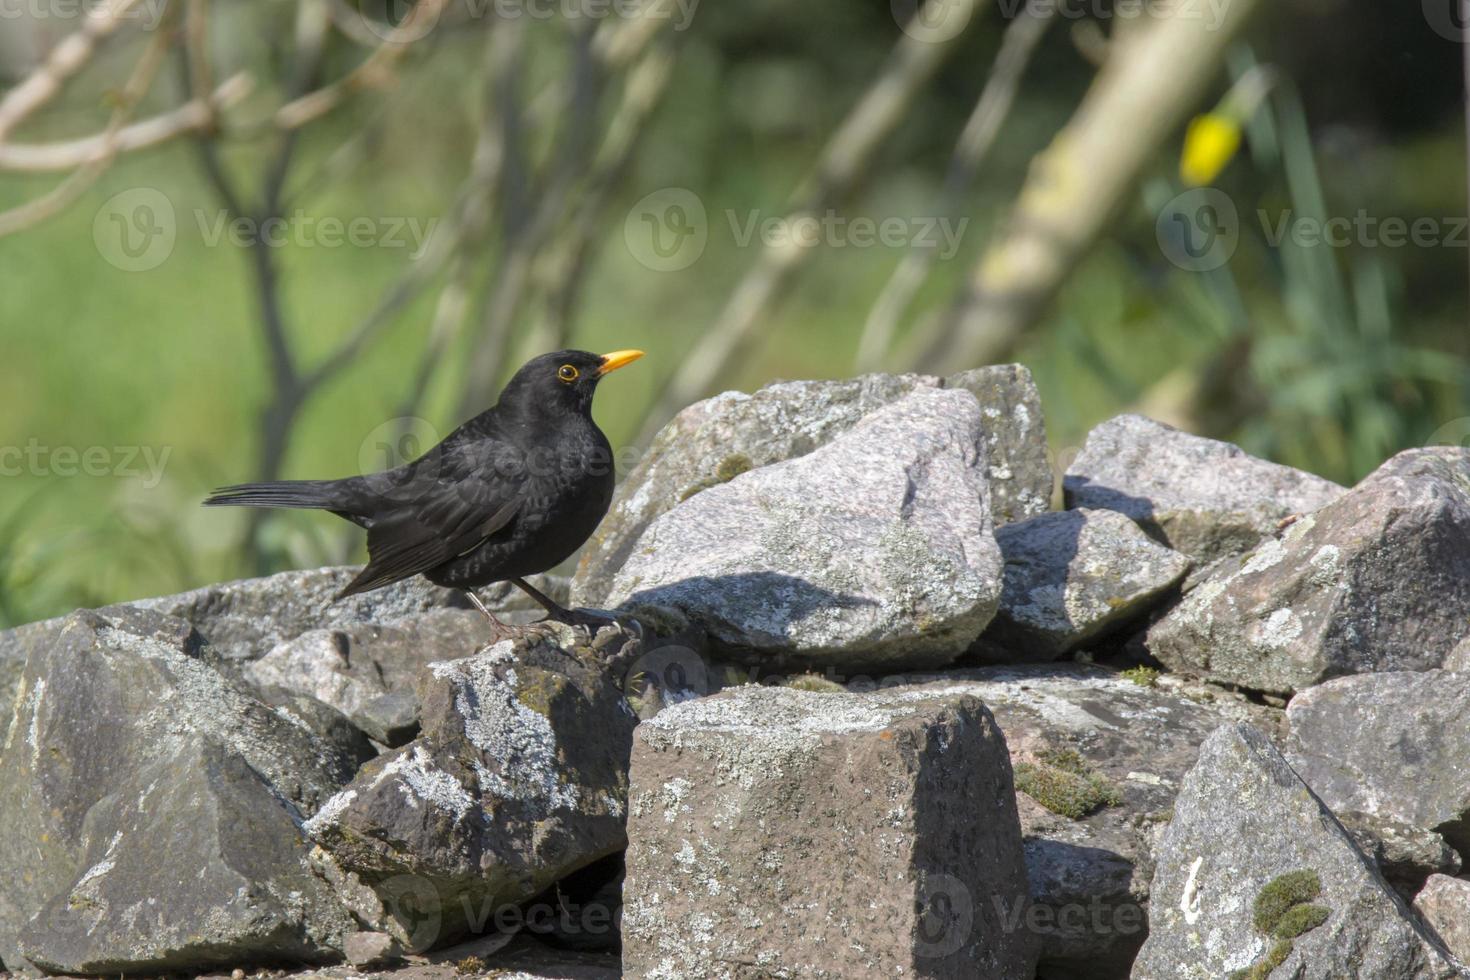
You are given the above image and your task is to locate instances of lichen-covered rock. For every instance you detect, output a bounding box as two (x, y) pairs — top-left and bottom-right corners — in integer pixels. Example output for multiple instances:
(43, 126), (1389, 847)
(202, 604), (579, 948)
(1063, 414), (1342, 563)
(0, 569), (564, 672)
(572, 366), (1049, 608)
(1146, 449), (1470, 694)
(886, 665), (1272, 978)
(1414, 875), (1470, 965)
(1132, 723), (1463, 980)
(978, 509), (1190, 659)
(304, 624), (638, 951)
(1286, 671), (1470, 867)
(622, 685), (1039, 979)
(602, 387), (1003, 671)
(0, 605), (359, 971)
(244, 609), (489, 746)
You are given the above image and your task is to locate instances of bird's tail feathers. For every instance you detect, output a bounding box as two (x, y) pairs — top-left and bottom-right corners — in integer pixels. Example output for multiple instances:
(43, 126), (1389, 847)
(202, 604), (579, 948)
(203, 479), (351, 511)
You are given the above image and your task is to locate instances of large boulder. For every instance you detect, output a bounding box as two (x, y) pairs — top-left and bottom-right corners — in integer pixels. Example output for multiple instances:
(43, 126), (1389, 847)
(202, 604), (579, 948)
(1415, 875), (1470, 965)
(1132, 723), (1463, 979)
(1063, 414), (1342, 564)
(602, 387), (1004, 672)
(978, 509), (1191, 660)
(1285, 671), (1470, 875)
(0, 606), (359, 972)
(304, 624), (639, 952)
(1146, 449), (1470, 694)
(572, 365), (1049, 608)
(885, 664), (1272, 978)
(243, 609), (489, 745)
(621, 685), (1038, 979)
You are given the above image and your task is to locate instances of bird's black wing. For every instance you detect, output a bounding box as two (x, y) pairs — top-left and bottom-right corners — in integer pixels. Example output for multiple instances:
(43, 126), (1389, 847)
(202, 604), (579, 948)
(336, 434), (525, 599)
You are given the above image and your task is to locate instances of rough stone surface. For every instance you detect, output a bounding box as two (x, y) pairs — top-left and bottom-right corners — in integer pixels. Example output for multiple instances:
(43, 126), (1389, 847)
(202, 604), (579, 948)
(1063, 414), (1343, 563)
(882, 665), (1272, 978)
(1286, 671), (1470, 864)
(304, 624), (639, 951)
(0, 605), (359, 971)
(622, 685), (1038, 980)
(1146, 449), (1470, 693)
(244, 609), (489, 746)
(979, 509), (1191, 659)
(1132, 723), (1463, 979)
(1415, 875), (1470, 966)
(572, 366), (1049, 607)
(602, 387), (1003, 671)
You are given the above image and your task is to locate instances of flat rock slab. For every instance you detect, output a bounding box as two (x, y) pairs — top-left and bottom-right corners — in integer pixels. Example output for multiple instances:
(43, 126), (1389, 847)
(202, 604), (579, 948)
(603, 387), (1003, 672)
(0, 606), (359, 972)
(979, 508), (1190, 660)
(1132, 723), (1463, 980)
(622, 685), (1038, 979)
(1286, 671), (1470, 861)
(1147, 448), (1470, 694)
(304, 624), (638, 952)
(571, 365), (1049, 608)
(884, 665), (1272, 978)
(1063, 414), (1342, 564)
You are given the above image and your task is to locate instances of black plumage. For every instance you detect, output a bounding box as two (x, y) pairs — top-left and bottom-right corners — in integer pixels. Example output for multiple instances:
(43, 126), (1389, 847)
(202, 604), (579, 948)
(204, 349), (643, 625)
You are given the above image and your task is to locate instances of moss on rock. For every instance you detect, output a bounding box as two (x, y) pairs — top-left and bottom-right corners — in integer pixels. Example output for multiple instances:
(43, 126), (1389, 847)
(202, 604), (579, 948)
(1014, 748), (1123, 819)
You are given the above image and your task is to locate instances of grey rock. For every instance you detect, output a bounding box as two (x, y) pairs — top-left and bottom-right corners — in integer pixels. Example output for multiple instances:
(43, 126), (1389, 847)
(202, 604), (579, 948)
(622, 685), (1039, 979)
(603, 387), (1003, 671)
(979, 509), (1191, 660)
(885, 664), (1273, 978)
(1415, 875), (1470, 966)
(0, 605), (359, 971)
(1286, 671), (1470, 861)
(572, 366), (1048, 608)
(1146, 449), (1470, 693)
(256, 686), (379, 766)
(1132, 723), (1463, 979)
(304, 623), (638, 952)
(355, 691), (422, 746)
(1064, 414), (1342, 563)
(343, 930), (403, 968)
(244, 609), (489, 747)
(1345, 815), (1464, 903)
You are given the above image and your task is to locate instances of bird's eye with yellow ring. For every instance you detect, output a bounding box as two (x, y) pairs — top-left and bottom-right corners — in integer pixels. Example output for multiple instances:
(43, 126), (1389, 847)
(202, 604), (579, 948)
(557, 364), (580, 383)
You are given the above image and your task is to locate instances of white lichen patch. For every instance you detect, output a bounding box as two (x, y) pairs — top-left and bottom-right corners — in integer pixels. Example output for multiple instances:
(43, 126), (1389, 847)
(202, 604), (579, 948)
(374, 746), (474, 819)
(1258, 608), (1303, 649)
(302, 788), (358, 836)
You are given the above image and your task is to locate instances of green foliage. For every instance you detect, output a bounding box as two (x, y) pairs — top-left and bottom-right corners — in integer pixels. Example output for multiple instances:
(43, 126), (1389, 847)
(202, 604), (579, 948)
(1273, 903), (1330, 940)
(1253, 869), (1322, 934)
(1120, 666), (1160, 687)
(1014, 748), (1123, 820)
(782, 673), (846, 693)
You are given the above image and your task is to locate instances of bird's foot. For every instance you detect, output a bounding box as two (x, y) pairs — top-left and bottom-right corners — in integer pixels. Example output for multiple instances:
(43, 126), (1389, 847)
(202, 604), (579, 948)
(538, 605), (643, 642)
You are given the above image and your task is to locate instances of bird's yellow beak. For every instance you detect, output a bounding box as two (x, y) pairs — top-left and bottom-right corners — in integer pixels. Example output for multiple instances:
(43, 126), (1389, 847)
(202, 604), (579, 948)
(597, 349), (644, 376)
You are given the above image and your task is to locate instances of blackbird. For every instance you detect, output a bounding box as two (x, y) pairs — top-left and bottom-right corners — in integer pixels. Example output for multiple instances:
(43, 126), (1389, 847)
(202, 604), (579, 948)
(204, 348), (644, 628)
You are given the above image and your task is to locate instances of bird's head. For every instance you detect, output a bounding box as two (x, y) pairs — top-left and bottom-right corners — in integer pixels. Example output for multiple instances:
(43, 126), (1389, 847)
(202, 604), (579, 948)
(498, 348), (645, 418)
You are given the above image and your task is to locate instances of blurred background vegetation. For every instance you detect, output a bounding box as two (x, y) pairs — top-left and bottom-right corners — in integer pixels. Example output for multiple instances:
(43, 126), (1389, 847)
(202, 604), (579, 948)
(0, 0), (1465, 626)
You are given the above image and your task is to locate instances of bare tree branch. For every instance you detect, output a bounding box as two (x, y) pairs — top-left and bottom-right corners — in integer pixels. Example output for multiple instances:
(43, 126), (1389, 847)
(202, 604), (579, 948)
(914, 0), (1264, 373)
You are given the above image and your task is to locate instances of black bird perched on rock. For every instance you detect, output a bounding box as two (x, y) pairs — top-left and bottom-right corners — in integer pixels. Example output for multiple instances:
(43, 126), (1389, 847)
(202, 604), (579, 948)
(204, 349), (644, 629)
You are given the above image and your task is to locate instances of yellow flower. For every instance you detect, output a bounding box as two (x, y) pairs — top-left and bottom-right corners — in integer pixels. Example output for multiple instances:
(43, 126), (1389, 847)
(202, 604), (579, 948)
(1180, 113), (1243, 187)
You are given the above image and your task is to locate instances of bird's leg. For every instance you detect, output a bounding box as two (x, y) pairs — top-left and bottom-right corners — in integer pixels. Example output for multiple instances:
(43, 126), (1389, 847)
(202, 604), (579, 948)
(510, 577), (625, 633)
(464, 589), (525, 638)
